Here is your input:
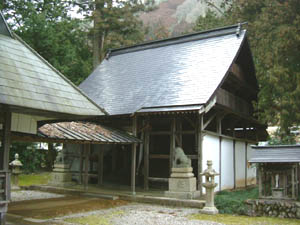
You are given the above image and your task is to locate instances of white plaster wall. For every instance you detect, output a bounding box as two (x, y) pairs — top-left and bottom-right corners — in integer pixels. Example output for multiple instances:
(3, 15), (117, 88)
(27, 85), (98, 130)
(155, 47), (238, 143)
(247, 144), (257, 185)
(202, 134), (220, 192)
(221, 138), (234, 190)
(235, 141), (246, 188)
(11, 113), (37, 134)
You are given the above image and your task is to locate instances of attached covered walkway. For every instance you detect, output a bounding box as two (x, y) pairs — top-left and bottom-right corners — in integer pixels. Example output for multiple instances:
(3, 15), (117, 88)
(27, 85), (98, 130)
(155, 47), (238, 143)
(11, 121), (141, 194)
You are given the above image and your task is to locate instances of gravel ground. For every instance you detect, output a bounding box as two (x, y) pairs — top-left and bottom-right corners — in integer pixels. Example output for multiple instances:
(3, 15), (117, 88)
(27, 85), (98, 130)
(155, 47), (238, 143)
(52, 203), (225, 225)
(9, 191), (224, 225)
(11, 190), (65, 202)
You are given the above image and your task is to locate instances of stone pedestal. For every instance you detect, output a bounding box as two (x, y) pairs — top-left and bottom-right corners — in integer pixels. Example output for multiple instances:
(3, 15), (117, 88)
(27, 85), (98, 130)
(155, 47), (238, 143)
(200, 183), (218, 214)
(272, 188), (284, 198)
(165, 167), (200, 199)
(49, 163), (74, 187)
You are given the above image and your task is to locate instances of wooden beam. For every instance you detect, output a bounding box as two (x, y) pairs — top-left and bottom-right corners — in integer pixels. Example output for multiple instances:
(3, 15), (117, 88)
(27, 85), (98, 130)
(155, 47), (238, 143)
(203, 112), (217, 130)
(144, 128), (150, 190)
(131, 116), (137, 195)
(169, 118), (176, 175)
(216, 88), (253, 117)
(148, 177), (168, 182)
(97, 146), (104, 186)
(197, 114), (203, 195)
(149, 154), (198, 160)
(184, 116), (196, 129)
(149, 131), (171, 135)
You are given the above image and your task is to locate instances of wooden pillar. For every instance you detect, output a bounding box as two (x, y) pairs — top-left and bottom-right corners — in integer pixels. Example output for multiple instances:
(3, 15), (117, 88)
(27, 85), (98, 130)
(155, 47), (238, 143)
(176, 119), (182, 147)
(131, 116), (137, 195)
(169, 118), (176, 175)
(98, 146), (104, 186)
(84, 144), (90, 190)
(1, 112), (11, 171)
(233, 139), (236, 189)
(79, 145), (83, 184)
(292, 166), (295, 199)
(245, 142), (248, 187)
(258, 166), (262, 198)
(144, 125), (150, 190)
(217, 116), (222, 191)
(0, 111), (11, 225)
(111, 147), (117, 172)
(197, 114), (203, 195)
(296, 164), (299, 198)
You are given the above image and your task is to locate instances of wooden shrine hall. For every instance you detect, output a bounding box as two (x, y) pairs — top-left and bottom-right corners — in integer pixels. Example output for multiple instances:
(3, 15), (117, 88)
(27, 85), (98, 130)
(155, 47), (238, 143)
(79, 23), (268, 194)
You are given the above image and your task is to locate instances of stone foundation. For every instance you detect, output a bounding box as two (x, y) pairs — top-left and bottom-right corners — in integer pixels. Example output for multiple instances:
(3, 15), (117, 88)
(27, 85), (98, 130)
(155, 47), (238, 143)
(165, 167), (200, 199)
(245, 199), (300, 219)
(49, 163), (75, 187)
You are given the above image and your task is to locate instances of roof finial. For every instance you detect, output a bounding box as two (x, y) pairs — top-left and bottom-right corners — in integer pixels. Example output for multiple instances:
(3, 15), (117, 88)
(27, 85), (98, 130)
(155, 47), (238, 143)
(236, 23), (241, 37)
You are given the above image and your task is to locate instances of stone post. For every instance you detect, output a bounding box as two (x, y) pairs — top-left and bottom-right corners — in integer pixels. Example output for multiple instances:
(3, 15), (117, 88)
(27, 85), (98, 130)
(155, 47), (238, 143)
(200, 160), (219, 214)
(9, 153), (23, 188)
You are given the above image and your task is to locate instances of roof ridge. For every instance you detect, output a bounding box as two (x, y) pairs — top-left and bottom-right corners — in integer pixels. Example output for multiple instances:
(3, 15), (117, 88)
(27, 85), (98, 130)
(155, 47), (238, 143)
(108, 22), (247, 58)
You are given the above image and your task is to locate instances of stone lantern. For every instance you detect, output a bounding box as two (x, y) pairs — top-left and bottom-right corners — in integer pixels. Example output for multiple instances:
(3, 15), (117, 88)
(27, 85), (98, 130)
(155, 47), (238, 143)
(200, 160), (219, 214)
(9, 153), (23, 187)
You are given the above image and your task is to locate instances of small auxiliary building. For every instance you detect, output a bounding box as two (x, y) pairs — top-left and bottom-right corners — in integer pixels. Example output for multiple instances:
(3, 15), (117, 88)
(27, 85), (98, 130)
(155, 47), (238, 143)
(79, 24), (267, 193)
(249, 145), (300, 200)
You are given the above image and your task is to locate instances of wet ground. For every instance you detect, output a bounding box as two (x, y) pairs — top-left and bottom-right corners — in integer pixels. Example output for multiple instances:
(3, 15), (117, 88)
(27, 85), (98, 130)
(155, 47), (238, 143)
(7, 195), (128, 224)
(7, 195), (220, 225)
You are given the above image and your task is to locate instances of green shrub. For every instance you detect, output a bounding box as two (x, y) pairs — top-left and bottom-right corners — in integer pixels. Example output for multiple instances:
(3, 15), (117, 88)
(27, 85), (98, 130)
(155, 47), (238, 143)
(215, 187), (258, 215)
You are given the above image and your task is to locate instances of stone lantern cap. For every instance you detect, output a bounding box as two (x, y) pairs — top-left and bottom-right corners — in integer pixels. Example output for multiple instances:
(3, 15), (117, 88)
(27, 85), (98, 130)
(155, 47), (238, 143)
(200, 160), (219, 177)
(9, 153), (23, 167)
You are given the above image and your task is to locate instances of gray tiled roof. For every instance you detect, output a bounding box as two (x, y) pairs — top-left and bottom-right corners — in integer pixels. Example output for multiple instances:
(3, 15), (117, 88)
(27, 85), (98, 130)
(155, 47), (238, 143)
(80, 25), (246, 115)
(249, 145), (300, 163)
(0, 12), (106, 117)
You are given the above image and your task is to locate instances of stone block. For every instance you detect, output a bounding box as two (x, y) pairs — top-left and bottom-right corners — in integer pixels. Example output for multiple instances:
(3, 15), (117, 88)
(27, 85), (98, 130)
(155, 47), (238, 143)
(165, 190), (200, 200)
(168, 177), (196, 192)
(50, 172), (72, 184)
(171, 167), (193, 173)
(170, 172), (194, 178)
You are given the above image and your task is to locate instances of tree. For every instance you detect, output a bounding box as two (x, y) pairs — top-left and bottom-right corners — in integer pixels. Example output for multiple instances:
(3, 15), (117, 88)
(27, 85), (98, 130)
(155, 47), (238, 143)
(194, 0), (300, 142)
(0, 0), (93, 85)
(75, 0), (154, 68)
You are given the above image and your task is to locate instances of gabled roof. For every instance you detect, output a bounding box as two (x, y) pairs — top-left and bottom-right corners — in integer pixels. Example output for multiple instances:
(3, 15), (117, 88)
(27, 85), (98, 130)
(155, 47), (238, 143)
(0, 12), (106, 118)
(80, 24), (250, 115)
(249, 145), (300, 163)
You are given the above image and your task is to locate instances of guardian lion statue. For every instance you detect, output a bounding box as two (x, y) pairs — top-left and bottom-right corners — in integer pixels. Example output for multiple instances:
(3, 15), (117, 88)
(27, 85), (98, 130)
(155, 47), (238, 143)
(173, 147), (191, 168)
